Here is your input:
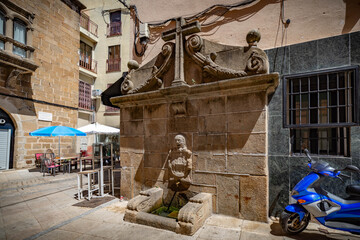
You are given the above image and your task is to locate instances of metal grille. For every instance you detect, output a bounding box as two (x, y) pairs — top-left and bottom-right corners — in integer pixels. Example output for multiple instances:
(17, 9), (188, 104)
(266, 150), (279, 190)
(291, 128), (350, 157)
(284, 67), (358, 128)
(283, 66), (359, 156)
(79, 81), (92, 110)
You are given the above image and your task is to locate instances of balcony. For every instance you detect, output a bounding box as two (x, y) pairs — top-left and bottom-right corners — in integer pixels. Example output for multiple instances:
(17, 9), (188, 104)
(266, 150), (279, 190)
(107, 22), (122, 37)
(107, 58), (121, 73)
(79, 54), (97, 74)
(80, 13), (98, 37)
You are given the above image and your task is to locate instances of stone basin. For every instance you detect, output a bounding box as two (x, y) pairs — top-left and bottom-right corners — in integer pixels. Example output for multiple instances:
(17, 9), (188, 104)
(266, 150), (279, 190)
(124, 187), (212, 235)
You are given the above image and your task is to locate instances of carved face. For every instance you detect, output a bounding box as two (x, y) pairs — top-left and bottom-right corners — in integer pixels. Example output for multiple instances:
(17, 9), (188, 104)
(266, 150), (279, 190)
(175, 135), (186, 149)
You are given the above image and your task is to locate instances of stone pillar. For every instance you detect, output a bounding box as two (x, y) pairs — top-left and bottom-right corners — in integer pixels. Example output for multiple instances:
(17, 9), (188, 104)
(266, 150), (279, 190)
(5, 17), (13, 53)
(26, 27), (33, 59)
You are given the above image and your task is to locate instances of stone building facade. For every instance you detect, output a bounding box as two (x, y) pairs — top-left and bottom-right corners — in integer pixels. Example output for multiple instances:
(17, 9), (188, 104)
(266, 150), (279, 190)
(0, 0), (85, 169)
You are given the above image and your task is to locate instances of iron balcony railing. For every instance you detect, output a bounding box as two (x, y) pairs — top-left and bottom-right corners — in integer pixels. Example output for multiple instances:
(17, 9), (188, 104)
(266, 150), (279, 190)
(79, 54), (97, 73)
(107, 22), (122, 37)
(80, 13), (98, 37)
(106, 58), (121, 73)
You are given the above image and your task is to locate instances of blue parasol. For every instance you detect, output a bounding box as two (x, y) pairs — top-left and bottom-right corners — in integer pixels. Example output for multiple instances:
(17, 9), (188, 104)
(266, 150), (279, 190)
(30, 126), (86, 156)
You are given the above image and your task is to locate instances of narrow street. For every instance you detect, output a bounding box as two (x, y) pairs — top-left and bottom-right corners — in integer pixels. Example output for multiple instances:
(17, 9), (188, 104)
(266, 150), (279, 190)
(0, 169), (358, 240)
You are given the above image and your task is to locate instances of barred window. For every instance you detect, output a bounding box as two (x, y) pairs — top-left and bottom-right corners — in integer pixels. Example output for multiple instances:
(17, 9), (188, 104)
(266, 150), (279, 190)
(79, 81), (92, 110)
(283, 66), (359, 156)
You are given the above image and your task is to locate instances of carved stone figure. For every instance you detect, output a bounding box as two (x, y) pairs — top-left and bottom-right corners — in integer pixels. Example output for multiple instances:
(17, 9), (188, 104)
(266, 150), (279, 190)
(168, 134), (192, 191)
(6, 69), (21, 88)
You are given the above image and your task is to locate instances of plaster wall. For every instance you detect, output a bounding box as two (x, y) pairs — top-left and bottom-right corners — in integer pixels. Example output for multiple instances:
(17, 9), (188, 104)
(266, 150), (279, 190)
(79, 0), (132, 128)
(129, 0), (360, 65)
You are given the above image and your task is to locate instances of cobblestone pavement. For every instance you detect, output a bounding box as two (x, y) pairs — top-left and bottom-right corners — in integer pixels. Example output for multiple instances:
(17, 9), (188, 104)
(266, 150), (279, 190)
(0, 169), (359, 240)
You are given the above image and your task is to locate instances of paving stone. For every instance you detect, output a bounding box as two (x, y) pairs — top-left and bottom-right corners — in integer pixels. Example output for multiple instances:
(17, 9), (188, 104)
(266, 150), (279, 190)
(36, 229), (82, 240)
(197, 225), (241, 240)
(205, 214), (243, 229)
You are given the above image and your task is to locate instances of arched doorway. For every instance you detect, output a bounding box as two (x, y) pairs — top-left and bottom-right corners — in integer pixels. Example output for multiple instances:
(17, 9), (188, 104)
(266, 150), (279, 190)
(0, 108), (15, 170)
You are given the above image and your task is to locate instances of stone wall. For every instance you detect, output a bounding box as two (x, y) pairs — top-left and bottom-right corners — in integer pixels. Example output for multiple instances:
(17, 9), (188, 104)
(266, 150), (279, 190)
(0, 0), (81, 168)
(115, 73), (278, 222)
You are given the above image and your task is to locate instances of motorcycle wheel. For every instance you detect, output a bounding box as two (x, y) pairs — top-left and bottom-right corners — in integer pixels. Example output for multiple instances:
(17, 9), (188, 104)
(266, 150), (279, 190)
(280, 211), (310, 235)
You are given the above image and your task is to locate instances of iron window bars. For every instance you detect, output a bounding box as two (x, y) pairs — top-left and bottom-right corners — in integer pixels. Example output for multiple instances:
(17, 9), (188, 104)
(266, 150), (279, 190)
(283, 66), (359, 156)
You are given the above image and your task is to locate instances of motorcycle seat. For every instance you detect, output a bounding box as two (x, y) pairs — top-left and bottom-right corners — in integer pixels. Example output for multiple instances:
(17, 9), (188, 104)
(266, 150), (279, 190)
(346, 184), (360, 196)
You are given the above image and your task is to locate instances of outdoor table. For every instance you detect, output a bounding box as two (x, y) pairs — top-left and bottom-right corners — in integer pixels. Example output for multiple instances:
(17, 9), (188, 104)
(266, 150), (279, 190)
(77, 169), (100, 200)
(55, 156), (78, 173)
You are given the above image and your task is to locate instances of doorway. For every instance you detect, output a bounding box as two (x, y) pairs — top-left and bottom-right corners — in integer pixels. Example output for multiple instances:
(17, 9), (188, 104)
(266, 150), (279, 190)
(0, 108), (15, 170)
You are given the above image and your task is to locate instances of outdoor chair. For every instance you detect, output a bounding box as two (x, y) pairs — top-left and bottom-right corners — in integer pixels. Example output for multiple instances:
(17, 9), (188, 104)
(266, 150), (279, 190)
(42, 150), (60, 176)
(42, 158), (61, 177)
(35, 153), (44, 168)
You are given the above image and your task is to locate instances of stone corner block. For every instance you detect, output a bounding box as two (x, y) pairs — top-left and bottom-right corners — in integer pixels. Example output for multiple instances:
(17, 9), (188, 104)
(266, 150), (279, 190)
(126, 187), (163, 213)
(176, 192), (213, 235)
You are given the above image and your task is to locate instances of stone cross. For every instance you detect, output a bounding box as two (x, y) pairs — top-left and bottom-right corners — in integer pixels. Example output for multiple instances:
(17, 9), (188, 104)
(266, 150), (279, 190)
(162, 17), (201, 86)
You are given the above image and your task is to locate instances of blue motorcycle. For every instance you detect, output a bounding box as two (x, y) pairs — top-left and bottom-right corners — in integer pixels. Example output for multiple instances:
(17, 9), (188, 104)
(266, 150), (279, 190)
(280, 149), (360, 235)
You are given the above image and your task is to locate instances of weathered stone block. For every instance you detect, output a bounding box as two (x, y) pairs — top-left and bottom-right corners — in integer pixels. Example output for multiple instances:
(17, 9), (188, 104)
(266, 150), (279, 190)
(239, 176), (268, 222)
(121, 106), (144, 121)
(193, 134), (226, 154)
(199, 115), (227, 133)
(193, 172), (216, 185)
(144, 119), (167, 136)
(121, 167), (134, 199)
(206, 154), (226, 172)
(197, 97), (225, 116)
(227, 133), (266, 154)
(168, 116), (198, 133)
(192, 154), (226, 172)
(227, 155), (267, 175)
(227, 110), (266, 133)
(143, 167), (165, 182)
(227, 92), (266, 113)
(144, 104), (167, 119)
(122, 120), (144, 136)
(144, 153), (168, 168)
(216, 175), (240, 216)
(144, 136), (169, 153)
(120, 136), (144, 153)
(193, 154), (205, 171)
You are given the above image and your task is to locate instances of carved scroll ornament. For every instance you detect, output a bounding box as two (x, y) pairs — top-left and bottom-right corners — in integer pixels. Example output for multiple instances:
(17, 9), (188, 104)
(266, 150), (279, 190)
(121, 42), (174, 95)
(185, 30), (268, 81)
(186, 35), (247, 80)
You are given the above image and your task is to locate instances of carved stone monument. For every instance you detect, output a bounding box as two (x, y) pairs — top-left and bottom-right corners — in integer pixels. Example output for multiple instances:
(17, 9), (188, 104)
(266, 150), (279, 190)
(124, 137), (212, 235)
(111, 18), (279, 234)
(168, 134), (192, 191)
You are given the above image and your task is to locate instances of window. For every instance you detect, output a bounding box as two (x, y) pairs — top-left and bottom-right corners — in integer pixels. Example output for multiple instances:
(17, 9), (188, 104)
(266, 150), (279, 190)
(0, 10), (5, 50)
(108, 11), (121, 36)
(79, 41), (96, 72)
(79, 81), (92, 110)
(284, 66), (359, 156)
(13, 19), (26, 57)
(105, 84), (119, 112)
(107, 45), (120, 72)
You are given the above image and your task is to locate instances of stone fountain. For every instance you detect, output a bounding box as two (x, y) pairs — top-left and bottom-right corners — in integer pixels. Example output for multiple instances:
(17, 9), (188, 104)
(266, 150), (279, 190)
(124, 135), (212, 235)
(109, 18), (279, 235)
